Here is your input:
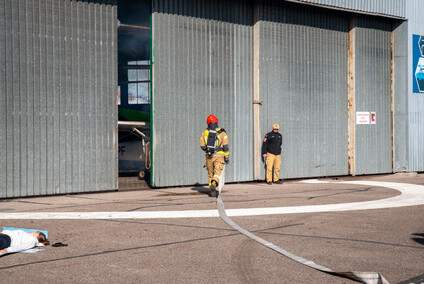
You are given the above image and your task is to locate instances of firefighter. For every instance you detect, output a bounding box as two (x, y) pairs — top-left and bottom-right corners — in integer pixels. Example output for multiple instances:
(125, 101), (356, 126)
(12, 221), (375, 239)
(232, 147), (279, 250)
(262, 124), (283, 185)
(199, 114), (229, 197)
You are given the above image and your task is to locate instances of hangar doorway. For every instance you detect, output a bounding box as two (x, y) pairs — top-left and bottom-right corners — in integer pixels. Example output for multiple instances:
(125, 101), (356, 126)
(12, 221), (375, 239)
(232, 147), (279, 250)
(117, 0), (151, 185)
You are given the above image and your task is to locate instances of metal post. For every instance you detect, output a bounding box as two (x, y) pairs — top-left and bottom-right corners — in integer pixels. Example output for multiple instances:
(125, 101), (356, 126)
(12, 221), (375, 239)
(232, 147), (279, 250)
(348, 17), (356, 176)
(391, 23), (395, 173)
(253, 1), (261, 180)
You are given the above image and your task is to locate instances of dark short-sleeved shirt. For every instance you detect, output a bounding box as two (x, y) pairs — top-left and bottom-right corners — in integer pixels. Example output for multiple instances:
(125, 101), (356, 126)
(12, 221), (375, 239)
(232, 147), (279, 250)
(262, 131), (282, 155)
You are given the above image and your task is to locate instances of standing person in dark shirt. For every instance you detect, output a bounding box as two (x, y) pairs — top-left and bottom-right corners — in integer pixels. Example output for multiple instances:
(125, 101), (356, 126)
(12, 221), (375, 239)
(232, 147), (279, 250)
(262, 124), (283, 185)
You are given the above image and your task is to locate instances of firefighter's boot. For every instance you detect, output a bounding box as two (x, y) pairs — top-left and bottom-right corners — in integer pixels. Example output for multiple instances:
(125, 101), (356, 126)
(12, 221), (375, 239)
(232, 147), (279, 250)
(210, 180), (218, 197)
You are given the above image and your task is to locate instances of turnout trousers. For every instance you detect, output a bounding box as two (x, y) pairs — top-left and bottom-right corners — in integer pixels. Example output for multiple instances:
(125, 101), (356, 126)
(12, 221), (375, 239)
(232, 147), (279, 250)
(205, 154), (225, 186)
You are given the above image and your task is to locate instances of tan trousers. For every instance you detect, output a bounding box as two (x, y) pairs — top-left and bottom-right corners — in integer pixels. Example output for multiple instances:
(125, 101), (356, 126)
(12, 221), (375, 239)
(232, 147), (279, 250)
(205, 154), (225, 186)
(266, 153), (281, 182)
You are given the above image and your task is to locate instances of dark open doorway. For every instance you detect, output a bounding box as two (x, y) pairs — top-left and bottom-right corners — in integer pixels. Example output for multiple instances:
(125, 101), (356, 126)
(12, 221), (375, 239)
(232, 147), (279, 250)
(117, 0), (151, 184)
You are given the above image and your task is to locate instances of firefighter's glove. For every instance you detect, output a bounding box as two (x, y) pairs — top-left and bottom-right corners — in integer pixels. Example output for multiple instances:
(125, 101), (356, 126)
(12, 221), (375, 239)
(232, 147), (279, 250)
(224, 157), (229, 164)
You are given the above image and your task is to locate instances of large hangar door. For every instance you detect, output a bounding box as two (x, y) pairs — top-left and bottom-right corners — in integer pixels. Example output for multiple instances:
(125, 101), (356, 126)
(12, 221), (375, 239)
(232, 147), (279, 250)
(151, 0), (253, 187)
(354, 17), (392, 175)
(256, 2), (349, 179)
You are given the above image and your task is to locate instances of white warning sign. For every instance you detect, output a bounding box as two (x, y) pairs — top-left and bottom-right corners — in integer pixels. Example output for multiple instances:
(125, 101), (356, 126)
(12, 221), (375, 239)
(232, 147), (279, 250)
(356, 112), (370, 125)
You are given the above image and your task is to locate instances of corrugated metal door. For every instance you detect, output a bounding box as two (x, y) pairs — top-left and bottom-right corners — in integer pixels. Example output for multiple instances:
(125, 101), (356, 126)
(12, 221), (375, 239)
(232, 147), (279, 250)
(151, 0), (253, 187)
(354, 16), (393, 175)
(0, 0), (118, 198)
(257, 1), (349, 179)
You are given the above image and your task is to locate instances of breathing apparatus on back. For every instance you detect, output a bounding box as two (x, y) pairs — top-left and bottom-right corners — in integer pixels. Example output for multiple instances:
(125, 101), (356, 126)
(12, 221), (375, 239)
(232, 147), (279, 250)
(205, 115), (225, 157)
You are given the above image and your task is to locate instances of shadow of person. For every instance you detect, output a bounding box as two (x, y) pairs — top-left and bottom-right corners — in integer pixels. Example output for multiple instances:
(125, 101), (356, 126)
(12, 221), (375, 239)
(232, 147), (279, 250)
(190, 183), (210, 195)
(262, 155), (267, 182)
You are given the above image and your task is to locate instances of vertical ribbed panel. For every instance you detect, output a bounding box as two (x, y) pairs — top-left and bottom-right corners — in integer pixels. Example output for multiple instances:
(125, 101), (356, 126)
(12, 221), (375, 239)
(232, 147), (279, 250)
(407, 0), (424, 172)
(152, 0), (253, 187)
(0, 0), (5, 195)
(294, 0), (405, 19)
(392, 20), (408, 172)
(258, 1), (349, 179)
(0, 0), (118, 198)
(355, 16), (392, 175)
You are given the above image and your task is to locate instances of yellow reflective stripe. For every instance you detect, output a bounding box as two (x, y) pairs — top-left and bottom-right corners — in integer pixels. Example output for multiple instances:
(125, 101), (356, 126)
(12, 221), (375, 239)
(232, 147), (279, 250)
(224, 135), (228, 139)
(213, 174), (220, 179)
(204, 130), (209, 143)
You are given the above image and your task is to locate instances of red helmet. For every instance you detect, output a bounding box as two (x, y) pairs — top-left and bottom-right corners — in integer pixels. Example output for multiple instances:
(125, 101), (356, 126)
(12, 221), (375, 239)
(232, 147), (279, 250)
(207, 114), (218, 125)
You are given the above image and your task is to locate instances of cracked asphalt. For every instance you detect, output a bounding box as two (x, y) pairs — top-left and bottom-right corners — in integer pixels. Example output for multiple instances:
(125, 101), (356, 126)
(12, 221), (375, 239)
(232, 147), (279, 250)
(0, 173), (423, 284)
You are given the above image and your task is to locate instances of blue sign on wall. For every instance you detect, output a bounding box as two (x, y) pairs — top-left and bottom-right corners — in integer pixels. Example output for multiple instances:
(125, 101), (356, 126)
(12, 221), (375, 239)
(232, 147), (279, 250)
(413, 34), (424, 93)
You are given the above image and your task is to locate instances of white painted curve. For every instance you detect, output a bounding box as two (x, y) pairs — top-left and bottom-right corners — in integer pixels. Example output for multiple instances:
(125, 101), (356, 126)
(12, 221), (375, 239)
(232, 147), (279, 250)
(1, 180), (423, 219)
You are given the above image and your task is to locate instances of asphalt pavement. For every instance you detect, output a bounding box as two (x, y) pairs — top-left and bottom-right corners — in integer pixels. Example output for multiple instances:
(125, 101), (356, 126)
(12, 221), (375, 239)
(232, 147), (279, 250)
(0, 173), (423, 284)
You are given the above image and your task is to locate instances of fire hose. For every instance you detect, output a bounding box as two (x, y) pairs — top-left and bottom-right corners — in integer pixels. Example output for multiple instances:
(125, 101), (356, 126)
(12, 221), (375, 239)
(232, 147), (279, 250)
(216, 167), (389, 284)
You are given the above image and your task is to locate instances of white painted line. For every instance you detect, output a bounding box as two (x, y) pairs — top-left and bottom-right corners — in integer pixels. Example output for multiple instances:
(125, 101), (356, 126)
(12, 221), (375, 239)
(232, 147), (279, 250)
(1, 180), (423, 219)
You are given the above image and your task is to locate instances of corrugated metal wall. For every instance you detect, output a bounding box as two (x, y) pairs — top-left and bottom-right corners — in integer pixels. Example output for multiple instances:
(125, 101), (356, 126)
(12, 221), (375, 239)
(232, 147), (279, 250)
(293, 0), (406, 19)
(150, 0), (410, 187)
(354, 16), (393, 175)
(151, 0), (253, 187)
(0, 0), (118, 198)
(257, 1), (349, 179)
(407, 0), (424, 172)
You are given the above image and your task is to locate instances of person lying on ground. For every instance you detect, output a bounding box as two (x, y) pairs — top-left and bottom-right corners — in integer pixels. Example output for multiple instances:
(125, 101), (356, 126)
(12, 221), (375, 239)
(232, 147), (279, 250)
(0, 229), (49, 255)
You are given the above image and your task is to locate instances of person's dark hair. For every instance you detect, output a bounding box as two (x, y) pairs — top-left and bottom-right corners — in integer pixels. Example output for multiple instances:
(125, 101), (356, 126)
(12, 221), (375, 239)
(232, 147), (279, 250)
(37, 232), (49, 246)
